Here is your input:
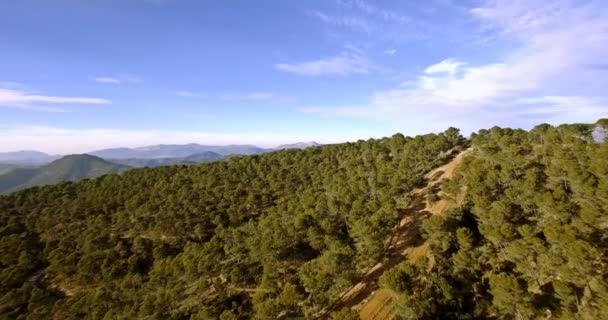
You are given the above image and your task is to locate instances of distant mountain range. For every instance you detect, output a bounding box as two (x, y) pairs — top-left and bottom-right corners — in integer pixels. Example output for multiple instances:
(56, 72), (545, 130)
(0, 142), (323, 194)
(0, 150), (60, 165)
(276, 141), (322, 150)
(0, 154), (128, 194)
(89, 144), (272, 159)
(0, 142), (323, 166)
(109, 151), (224, 168)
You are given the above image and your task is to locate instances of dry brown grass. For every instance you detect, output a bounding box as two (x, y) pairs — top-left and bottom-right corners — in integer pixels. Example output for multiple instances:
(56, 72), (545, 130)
(359, 289), (399, 320)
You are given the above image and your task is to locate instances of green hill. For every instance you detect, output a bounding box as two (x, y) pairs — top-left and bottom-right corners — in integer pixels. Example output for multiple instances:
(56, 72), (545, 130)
(0, 154), (129, 194)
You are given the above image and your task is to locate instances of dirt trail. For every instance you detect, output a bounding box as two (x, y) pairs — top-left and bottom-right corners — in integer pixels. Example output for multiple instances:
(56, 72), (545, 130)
(317, 148), (471, 319)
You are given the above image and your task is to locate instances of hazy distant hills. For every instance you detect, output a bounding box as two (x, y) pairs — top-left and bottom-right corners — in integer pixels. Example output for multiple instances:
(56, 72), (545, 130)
(89, 144), (271, 159)
(0, 142), (323, 193)
(90, 142), (322, 159)
(276, 141), (322, 150)
(110, 151), (224, 168)
(0, 154), (128, 194)
(0, 142), (322, 167)
(0, 150), (60, 165)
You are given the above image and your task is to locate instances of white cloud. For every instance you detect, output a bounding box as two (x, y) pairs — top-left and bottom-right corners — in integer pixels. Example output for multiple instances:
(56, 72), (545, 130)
(93, 77), (121, 84)
(275, 46), (373, 76)
(304, 0), (608, 132)
(384, 49), (397, 56)
(0, 126), (365, 154)
(424, 59), (464, 75)
(93, 76), (142, 84)
(0, 87), (110, 108)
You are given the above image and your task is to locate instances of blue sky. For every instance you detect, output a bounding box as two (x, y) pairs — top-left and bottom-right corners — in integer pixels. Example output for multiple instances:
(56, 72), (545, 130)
(1, 0), (607, 153)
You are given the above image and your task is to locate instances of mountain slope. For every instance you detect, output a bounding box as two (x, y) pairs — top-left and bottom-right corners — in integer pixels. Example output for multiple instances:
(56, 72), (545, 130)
(0, 154), (129, 194)
(0, 164), (29, 175)
(0, 167), (39, 194)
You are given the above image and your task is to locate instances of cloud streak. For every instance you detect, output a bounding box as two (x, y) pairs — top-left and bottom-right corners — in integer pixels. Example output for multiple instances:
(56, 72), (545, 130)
(93, 76), (142, 84)
(308, 11), (372, 33)
(275, 46), (374, 76)
(0, 87), (110, 109)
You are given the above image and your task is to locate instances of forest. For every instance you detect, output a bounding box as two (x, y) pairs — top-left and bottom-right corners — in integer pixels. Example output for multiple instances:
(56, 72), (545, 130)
(380, 121), (608, 319)
(1, 121), (607, 319)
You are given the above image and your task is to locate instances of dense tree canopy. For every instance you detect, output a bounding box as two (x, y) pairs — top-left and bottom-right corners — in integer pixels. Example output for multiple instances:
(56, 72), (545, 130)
(4, 121), (606, 319)
(0, 129), (464, 319)
(380, 121), (608, 319)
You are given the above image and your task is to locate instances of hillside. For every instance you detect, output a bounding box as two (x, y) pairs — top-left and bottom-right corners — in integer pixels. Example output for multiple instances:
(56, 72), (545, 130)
(0, 164), (31, 175)
(0, 121), (607, 319)
(0, 154), (129, 194)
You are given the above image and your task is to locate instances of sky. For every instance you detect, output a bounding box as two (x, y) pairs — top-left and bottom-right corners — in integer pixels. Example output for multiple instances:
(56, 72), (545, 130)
(1, 0), (607, 153)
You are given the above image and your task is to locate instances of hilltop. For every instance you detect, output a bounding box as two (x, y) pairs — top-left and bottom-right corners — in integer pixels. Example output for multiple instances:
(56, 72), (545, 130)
(0, 154), (129, 194)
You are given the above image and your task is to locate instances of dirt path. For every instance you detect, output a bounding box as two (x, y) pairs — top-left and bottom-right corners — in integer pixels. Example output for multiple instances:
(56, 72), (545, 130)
(317, 148), (471, 319)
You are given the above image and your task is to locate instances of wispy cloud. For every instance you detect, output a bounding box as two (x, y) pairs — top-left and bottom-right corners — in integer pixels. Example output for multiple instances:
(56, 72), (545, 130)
(303, 0), (608, 131)
(176, 90), (203, 97)
(275, 46), (374, 76)
(0, 81), (22, 88)
(337, 0), (411, 24)
(93, 76), (142, 84)
(176, 90), (294, 103)
(384, 49), (397, 56)
(221, 92), (277, 101)
(93, 77), (121, 84)
(308, 11), (373, 33)
(0, 87), (110, 110)
(309, 0), (433, 42)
